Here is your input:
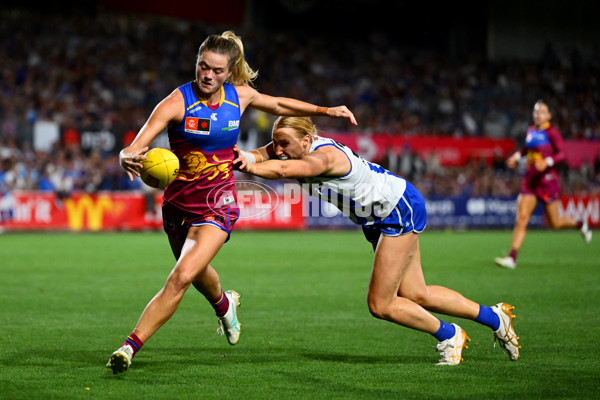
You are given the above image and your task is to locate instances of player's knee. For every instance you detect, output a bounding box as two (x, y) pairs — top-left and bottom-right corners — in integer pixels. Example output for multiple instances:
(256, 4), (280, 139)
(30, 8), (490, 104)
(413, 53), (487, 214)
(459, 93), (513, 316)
(367, 298), (390, 320)
(368, 304), (385, 320)
(166, 269), (194, 294)
(515, 215), (529, 227)
(546, 220), (560, 229)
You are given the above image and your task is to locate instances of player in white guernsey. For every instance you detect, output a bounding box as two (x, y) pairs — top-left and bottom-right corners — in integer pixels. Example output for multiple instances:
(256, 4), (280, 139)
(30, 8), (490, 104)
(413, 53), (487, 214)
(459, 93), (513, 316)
(299, 135), (408, 228)
(237, 116), (521, 365)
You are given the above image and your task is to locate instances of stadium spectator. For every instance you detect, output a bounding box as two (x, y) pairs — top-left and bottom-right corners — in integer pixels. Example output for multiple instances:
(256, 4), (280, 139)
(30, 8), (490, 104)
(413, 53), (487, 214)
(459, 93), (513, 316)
(2, 10), (600, 146)
(62, 127), (80, 150)
(494, 100), (592, 270)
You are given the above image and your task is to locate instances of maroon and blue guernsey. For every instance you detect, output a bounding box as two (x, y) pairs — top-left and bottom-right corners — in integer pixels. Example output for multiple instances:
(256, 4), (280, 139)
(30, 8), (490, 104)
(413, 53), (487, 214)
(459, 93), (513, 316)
(164, 81), (240, 215)
(518, 122), (566, 202)
(520, 122), (565, 179)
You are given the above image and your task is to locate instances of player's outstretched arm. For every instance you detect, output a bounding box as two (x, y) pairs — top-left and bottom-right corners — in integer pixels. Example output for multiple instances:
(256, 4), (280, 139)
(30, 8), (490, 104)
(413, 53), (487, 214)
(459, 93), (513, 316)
(236, 85), (357, 126)
(241, 151), (327, 179)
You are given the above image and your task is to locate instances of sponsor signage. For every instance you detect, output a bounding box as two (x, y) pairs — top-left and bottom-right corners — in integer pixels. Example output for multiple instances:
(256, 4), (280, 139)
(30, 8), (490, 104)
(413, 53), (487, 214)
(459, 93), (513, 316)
(0, 191), (597, 231)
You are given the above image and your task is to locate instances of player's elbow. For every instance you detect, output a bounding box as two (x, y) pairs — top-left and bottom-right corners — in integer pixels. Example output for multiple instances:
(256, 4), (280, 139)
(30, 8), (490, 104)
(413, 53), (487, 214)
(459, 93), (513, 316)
(261, 168), (286, 180)
(278, 163), (296, 179)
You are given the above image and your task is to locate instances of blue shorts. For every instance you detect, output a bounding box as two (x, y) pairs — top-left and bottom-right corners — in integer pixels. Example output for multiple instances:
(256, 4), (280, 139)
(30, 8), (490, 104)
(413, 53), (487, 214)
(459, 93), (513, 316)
(162, 201), (239, 242)
(362, 181), (427, 243)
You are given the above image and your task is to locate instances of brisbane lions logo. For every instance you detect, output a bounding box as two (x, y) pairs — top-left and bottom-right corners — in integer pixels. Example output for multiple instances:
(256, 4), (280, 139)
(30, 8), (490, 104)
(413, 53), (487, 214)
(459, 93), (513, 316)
(527, 151), (543, 165)
(177, 151), (230, 181)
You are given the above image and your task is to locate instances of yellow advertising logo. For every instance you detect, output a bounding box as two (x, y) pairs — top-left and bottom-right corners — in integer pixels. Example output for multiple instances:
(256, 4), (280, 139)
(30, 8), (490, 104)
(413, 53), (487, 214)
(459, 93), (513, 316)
(177, 151), (230, 181)
(65, 195), (122, 231)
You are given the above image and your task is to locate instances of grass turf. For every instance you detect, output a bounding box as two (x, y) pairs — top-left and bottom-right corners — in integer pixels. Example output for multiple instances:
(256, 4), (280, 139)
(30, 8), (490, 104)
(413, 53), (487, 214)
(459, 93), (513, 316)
(0, 229), (599, 399)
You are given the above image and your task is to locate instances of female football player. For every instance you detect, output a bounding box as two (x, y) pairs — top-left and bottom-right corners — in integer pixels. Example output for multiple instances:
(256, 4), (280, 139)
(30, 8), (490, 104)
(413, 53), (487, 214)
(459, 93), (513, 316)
(494, 100), (591, 270)
(236, 116), (520, 365)
(107, 31), (356, 374)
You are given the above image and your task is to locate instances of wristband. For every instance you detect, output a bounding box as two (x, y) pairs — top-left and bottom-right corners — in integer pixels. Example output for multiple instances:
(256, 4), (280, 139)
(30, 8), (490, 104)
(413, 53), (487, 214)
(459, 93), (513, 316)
(240, 150), (256, 164)
(544, 157), (554, 167)
(316, 106), (328, 115)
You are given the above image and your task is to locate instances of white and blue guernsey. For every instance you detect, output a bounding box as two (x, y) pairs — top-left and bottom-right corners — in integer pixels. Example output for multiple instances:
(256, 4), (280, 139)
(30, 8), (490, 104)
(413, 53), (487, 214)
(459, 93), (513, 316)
(298, 136), (426, 240)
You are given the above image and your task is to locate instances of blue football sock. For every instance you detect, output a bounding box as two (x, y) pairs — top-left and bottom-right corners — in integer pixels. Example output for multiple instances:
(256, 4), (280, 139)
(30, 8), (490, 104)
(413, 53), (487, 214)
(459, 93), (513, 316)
(475, 304), (500, 331)
(432, 319), (456, 341)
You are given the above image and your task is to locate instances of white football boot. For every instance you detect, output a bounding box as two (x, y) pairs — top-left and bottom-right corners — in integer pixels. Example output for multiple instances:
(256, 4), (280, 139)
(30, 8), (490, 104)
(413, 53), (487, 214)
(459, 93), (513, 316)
(436, 324), (470, 365)
(492, 303), (521, 361)
(494, 256), (516, 269)
(106, 344), (134, 374)
(580, 219), (592, 244)
(217, 290), (242, 345)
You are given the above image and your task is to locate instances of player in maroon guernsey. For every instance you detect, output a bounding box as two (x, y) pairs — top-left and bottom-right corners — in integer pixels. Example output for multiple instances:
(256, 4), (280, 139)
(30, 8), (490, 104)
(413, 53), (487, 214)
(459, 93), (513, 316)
(495, 100), (591, 269)
(106, 31), (357, 374)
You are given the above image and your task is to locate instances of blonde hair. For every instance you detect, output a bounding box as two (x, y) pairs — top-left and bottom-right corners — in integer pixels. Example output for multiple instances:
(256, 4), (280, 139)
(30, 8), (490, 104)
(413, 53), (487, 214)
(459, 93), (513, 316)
(197, 31), (258, 86)
(273, 116), (318, 139)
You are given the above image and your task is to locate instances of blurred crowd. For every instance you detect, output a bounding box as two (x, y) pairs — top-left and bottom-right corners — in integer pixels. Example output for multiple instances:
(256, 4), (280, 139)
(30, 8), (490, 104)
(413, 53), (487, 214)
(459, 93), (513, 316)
(1, 9), (600, 197)
(385, 147), (600, 198)
(0, 137), (141, 195)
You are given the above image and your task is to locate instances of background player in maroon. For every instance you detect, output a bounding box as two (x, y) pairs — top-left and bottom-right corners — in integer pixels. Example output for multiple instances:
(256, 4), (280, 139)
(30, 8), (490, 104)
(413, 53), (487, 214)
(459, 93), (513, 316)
(495, 100), (591, 269)
(107, 31), (356, 374)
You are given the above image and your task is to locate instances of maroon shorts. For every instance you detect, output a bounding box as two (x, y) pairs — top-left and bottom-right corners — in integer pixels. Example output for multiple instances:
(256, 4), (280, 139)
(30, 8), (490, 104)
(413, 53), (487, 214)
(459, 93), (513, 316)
(521, 173), (560, 204)
(162, 201), (240, 241)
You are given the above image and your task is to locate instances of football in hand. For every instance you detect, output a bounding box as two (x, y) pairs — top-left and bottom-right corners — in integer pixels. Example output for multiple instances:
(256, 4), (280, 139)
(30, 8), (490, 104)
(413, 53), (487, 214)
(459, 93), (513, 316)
(140, 148), (179, 189)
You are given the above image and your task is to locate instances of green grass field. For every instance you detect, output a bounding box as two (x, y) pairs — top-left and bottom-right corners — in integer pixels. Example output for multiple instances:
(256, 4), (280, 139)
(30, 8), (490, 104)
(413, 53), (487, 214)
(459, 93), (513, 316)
(1, 229), (599, 399)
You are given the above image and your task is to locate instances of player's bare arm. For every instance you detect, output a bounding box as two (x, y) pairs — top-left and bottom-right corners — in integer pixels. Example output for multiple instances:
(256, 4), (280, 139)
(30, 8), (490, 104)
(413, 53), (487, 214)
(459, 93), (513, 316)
(120, 90), (184, 180)
(235, 85), (357, 125)
(506, 151), (521, 169)
(242, 152), (328, 179)
(234, 142), (277, 172)
(547, 127), (566, 164)
(242, 146), (349, 179)
(237, 142), (275, 164)
(534, 158), (548, 172)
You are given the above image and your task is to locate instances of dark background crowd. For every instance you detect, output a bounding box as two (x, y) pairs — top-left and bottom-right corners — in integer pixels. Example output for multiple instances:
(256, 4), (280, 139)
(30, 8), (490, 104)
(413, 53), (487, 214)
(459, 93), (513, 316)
(1, 1), (600, 198)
